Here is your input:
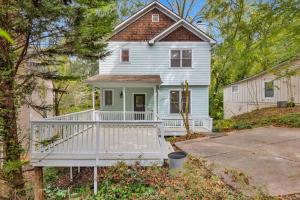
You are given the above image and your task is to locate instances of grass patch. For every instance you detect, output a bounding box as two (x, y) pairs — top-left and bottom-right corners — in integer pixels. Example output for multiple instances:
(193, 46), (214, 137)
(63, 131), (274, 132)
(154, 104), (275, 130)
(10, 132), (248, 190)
(43, 156), (273, 199)
(214, 107), (300, 132)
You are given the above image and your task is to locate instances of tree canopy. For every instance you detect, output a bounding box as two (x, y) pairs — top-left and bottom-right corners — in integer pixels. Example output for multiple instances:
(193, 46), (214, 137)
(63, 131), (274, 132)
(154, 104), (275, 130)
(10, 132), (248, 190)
(0, 0), (117, 194)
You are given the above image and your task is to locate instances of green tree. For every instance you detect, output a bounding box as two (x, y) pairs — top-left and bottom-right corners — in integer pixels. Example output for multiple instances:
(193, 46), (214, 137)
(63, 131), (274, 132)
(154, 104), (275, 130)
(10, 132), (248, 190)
(0, 0), (117, 193)
(201, 0), (300, 119)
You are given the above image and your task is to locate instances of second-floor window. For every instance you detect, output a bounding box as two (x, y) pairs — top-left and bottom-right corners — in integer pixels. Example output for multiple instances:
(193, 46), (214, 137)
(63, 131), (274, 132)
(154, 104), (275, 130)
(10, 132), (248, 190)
(170, 50), (192, 68)
(121, 49), (129, 63)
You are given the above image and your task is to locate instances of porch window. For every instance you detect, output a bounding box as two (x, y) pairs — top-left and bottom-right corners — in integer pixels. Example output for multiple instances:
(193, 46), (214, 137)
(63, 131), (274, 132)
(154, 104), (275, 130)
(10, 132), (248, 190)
(104, 90), (113, 106)
(121, 49), (129, 63)
(264, 81), (274, 98)
(170, 50), (192, 68)
(170, 90), (191, 113)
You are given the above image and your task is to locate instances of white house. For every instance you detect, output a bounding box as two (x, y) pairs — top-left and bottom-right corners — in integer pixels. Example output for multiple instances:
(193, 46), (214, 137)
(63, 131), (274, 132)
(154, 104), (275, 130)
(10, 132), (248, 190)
(224, 57), (300, 119)
(29, 1), (215, 191)
(86, 1), (215, 133)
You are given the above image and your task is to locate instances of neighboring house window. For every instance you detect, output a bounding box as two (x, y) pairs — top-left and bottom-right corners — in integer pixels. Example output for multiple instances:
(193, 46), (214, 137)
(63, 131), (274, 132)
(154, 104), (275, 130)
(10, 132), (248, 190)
(170, 50), (192, 68)
(264, 81), (274, 98)
(170, 90), (191, 113)
(104, 90), (113, 106)
(121, 49), (129, 63)
(152, 14), (159, 22)
(232, 85), (239, 93)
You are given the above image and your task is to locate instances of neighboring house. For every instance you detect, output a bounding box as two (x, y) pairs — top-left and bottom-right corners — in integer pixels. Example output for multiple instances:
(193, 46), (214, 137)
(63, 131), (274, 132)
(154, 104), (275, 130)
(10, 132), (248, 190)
(223, 57), (300, 119)
(87, 1), (215, 133)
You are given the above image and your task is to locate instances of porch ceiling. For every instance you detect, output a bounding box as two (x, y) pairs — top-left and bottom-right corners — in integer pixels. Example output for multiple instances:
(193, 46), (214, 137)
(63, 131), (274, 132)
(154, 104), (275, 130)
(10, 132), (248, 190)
(86, 75), (162, 87)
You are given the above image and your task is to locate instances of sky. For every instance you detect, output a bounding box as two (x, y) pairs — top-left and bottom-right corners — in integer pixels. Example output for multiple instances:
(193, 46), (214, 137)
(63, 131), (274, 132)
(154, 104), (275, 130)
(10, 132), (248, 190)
(159, 0), (206, 19)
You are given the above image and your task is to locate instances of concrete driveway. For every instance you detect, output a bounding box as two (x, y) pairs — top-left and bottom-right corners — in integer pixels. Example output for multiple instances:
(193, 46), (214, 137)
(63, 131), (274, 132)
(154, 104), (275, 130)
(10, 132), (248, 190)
(176, 127), (300, 196)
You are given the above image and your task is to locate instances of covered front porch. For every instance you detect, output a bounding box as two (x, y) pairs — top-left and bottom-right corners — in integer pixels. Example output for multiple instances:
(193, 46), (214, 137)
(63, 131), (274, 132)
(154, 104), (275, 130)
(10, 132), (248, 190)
(88, 75), (160, 121)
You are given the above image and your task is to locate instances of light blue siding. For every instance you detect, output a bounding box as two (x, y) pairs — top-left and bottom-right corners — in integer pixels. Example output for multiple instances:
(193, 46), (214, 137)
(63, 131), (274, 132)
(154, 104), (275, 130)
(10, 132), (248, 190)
(99, 42), (211, 85)
(100, 86), (209, 118)
(158, 85), (209, 118)
(100, 88), (154, 111)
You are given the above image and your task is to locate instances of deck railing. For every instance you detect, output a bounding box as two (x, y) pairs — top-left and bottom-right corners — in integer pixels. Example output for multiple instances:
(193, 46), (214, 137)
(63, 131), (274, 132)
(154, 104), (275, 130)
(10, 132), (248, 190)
(161, 117), (213, 131)
(46, 109), (94, 121)
(30, 120), (165, 166)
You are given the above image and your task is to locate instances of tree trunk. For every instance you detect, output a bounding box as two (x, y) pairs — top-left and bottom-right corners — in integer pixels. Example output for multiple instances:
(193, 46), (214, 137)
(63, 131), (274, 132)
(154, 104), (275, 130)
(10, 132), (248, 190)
(53, 90), (60, 116)
(0, 80), (24, 190)
(33, 167), (44, 200)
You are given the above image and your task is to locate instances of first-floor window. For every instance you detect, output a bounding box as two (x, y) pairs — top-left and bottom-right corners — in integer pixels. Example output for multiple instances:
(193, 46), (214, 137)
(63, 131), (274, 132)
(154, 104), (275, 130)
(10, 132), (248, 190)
(264, 81), (274, 98)
(170, 90), (191, 113)
(104, 90), (113, 106)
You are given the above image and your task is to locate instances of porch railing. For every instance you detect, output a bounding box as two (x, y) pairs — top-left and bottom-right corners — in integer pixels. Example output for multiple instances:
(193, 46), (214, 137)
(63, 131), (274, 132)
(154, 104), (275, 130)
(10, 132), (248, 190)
(95, 111), (154, 121)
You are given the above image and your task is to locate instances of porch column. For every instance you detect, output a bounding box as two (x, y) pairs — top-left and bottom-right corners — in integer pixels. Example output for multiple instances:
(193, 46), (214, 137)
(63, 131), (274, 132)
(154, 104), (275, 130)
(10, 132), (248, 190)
(153, 86), (157, 121)
(92, 86), (95, 120)
(123, 87), (126, 121)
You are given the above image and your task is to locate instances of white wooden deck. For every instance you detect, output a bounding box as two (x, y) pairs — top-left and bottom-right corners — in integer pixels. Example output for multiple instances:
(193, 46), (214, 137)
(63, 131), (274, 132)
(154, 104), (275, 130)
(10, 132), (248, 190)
(30, 110), (211, 167)
(31, 121), (168, 167)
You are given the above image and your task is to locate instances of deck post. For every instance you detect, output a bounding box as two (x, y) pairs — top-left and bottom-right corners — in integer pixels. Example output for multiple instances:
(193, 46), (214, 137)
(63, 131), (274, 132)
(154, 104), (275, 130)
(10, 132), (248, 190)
(153, 86), (157, 120)
(70, 167), (73, 182)
(123, 87), (126, 121)
(94, 166), (97, 194)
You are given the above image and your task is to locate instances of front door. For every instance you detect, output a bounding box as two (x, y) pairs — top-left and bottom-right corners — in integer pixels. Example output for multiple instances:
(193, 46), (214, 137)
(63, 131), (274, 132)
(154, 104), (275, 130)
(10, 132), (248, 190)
(134, 94), (145, 120)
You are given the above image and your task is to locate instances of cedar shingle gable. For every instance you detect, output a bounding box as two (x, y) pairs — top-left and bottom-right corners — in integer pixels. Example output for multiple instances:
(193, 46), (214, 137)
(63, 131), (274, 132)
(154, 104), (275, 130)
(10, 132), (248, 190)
(111, 8), (175, 41)
(160, 26), (203, 41)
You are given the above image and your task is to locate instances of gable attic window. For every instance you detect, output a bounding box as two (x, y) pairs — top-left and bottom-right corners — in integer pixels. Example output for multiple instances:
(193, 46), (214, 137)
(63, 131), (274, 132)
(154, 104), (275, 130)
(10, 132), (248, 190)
(170, 50), (192, 68)
(152, 14), (159, 22)
(264, 81), (274, 98)
(121, 49), (129, 63)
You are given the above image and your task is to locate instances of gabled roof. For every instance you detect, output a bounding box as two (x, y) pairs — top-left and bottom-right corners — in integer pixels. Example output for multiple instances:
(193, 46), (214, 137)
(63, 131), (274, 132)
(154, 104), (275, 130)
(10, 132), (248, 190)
(113, 1), (180, 36)
(148, 19), (216, 44)
(112, 1), (215, 44)
(225, 57), (300, 87)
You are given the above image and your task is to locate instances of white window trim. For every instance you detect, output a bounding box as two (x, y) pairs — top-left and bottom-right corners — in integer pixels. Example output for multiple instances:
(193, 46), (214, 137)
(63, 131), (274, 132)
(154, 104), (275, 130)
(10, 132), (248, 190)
(169, 49), (193, 68)
(132, 93), (147, 111)
(263, 80), (275, 99)
(103, 89), (114, 106)
(152, 14), (159, 22)
(232, 85), (239, 93)
(168, 88), (192, 115)
(120, 48), (130, 64)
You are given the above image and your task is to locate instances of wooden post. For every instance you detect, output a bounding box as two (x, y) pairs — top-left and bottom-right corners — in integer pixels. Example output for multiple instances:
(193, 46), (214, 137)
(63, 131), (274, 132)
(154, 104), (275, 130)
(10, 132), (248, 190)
(70, 167), (73, 182)
(94, 167), (97, 194)
(34, 167), (44, 200)
(123, 87), (126, 121)
(92, 86), (95, 121)
(153, 86), (157, 121)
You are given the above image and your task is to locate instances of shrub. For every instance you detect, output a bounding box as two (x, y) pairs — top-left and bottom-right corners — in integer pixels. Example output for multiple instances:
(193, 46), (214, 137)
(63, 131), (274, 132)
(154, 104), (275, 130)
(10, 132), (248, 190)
(213, 119), (235, 132)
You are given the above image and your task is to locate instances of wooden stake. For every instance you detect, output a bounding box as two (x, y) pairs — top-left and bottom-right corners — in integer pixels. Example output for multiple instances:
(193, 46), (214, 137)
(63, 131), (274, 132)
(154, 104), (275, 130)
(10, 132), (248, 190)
(34, 167), (44, 200)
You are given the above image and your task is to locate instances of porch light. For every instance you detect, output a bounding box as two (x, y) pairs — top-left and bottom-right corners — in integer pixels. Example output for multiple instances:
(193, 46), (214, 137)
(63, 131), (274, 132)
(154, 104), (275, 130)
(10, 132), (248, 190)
(120, 91), (123, 99)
